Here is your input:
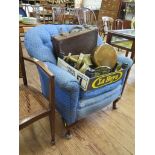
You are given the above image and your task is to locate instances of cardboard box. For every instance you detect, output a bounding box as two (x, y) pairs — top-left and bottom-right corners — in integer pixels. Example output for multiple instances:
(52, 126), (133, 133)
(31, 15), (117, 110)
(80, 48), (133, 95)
(57, 58), (126, 91)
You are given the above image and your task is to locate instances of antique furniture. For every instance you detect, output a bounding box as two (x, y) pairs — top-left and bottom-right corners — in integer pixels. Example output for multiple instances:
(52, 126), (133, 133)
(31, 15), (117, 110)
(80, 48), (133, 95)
(19, 23), (41, 43)
(24, 24), (133, 137)
(106, 29), (135, 98)
(101, 17), (124, 36)
(75, 7), (97, 25)
(114, 19), (124, 29)
(106, 29), (135, 60)
(52, 7), (66, 24)
(19, 27), (55, 144)
(102, 16), (114, 36)
(97, 0), (122, 32)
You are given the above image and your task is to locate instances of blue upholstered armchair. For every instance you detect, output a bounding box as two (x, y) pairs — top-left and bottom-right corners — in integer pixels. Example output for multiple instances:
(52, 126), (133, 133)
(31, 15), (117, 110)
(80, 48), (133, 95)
(24, 24), (133, 135)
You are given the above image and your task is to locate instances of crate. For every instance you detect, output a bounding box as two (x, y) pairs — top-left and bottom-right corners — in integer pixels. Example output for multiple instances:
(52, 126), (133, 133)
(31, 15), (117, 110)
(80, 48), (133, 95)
(57, 57), (125, 91)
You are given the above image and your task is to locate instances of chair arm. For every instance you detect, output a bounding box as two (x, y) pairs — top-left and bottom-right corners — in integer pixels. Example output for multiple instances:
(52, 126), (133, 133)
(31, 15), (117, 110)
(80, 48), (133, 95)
(44, 62), (80, 92)
(23, 56), (55, 111)
(117, 55), (133, 95)
(38, 62), (80, 124)
(23, 56), (54, 79)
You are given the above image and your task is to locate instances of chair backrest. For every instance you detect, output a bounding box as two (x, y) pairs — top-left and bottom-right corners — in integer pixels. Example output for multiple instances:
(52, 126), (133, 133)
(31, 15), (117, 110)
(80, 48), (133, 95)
(75, 7), (97, 25)
(52, 7), (66, 24)
(102, 16), (114, 35)
(24, 25), (103, 64)
(114, 19), (124, 30)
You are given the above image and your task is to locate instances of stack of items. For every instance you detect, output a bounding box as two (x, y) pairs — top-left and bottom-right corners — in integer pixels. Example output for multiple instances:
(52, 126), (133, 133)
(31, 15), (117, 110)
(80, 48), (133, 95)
(62, 44), (128, 78)
(53, 26), (128, 91)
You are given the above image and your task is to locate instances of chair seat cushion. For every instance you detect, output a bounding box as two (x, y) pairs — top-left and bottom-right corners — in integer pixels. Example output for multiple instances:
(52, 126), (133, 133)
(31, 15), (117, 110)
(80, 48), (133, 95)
(80, 80), (122, 99)
(78, 84), (122, 108)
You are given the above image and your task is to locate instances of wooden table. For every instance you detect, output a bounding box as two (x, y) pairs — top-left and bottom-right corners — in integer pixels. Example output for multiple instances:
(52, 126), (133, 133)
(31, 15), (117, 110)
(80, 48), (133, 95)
(107, 29), (135, 95)
(19, 22), (41, 33)
(106, 29), (135, 61)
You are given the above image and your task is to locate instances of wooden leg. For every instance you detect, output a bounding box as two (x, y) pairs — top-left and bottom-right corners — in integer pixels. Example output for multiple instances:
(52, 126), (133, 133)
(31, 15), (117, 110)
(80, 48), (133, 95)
(65, 128), (72, 139)
(112, 98), (121, 110)
(48, 77), (55, 145)
(113, 101), (117, 110)
(125, 51), (129, 57)
(62, 118), (73, 139)
(131, 51), (135, 62)
(49, 112), (55, 145)
(121, 68), (131, 96)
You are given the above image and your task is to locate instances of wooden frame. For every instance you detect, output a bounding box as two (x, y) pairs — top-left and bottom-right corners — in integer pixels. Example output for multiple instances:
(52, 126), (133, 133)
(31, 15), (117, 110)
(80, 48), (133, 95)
(19, 41), (55, 144)
(106, 29), (135, 60)
(106, 29), (134, 96)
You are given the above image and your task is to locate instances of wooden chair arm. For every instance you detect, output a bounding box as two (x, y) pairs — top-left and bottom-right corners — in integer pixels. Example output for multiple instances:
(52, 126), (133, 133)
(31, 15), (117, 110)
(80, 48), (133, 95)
(23, 56), (54, 78)
(23, 56), (55, 110)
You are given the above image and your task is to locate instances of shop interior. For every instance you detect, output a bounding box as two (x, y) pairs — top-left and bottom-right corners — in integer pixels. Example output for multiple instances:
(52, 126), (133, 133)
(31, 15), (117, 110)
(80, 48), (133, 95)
(19, 0), (135, 154)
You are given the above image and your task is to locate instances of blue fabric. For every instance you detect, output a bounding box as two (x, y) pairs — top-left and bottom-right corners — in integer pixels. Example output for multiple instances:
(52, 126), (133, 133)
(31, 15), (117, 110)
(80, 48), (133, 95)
(24, 24), (133, 125)
(79, 84), (122, 108)
(38, 62), (80, 124)
(77, 91), (121, 120)
(80, 80), (122, 99)
(117, 54), (133, 84)
(24, 24), (103, 64)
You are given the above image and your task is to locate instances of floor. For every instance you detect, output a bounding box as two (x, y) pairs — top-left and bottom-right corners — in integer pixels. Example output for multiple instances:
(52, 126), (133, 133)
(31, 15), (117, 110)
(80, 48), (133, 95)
(19, 45), (135, 155)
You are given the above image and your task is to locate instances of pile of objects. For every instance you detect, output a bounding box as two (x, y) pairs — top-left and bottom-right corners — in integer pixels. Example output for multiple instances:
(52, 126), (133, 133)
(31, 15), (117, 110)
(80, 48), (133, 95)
(61, 44), (128, 78)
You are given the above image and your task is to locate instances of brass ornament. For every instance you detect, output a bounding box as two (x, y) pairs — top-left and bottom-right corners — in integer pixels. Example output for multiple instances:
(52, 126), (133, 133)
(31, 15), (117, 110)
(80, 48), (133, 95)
(79, 63), (89, 74)
(83, 54), (93, 66)
(92, 44), (117, 69)
(94, 66), (111, 76)
(63, 49), (120, 78)
(75, 53), (85, 70)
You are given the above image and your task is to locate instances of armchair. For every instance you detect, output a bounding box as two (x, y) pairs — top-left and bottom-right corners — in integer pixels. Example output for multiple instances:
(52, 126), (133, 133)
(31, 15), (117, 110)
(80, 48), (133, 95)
(24, 24), (133, 137)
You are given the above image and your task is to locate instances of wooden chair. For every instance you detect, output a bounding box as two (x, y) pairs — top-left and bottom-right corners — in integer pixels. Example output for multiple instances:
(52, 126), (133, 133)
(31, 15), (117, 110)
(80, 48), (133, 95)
(102, 16), (114, 36)
(19, 36), (55, 144)
(113, 19), (124, 52)
(114, 19), (124, 30)
(52, 7), (66, 24)
(75, 7), (97, 25)
(64, 8), (78, 24)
